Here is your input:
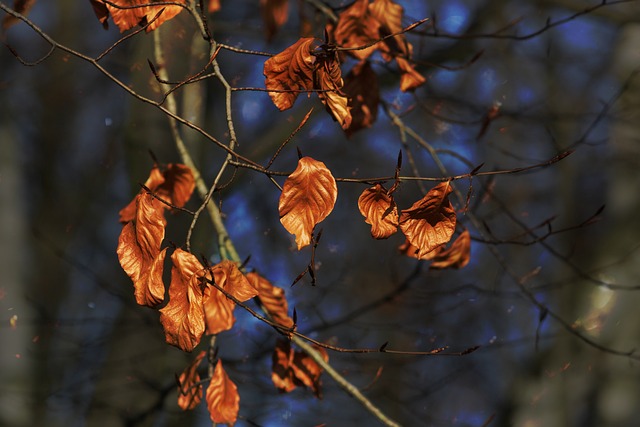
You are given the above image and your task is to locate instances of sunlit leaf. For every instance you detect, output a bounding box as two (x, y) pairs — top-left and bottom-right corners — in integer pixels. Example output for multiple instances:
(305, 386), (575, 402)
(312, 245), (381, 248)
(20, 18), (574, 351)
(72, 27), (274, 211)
(3, 0), (37, 30)
(203, 260), (258, 335)
(117, 193), (167, 307)
(246, 272), (294, 330)
(291, 345), (328, 398)
(271, 339), (297, 393)
(260, 0), (288, 41)
(429, 230), (471, 269)
(315, 53), (352, 129)
(206, 360), (240, 426)
(177, 350), (206, 410)
(279, 157), (337, 250)
(159, 249), (206, 352)
(343, 60), (379, 136)
(333, 0), (381, 60)
(399, 181), (456, 258)
(396, 57), (426, 92)
(358, 183), (399, 239)
(264, 37), (316, 111)
(96, 0), (187, 33)
(119, 163), (195, 223)
(368, 0), (406, 58)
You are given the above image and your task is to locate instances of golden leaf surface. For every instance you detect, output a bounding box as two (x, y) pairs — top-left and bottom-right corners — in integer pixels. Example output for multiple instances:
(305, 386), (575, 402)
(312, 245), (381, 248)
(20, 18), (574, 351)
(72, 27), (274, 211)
(177, 350), (206, 410)
(430, 230), (471, 269)
(119, 163), (195, 223)
(368, 0), (406, 57)
(206, 360), (240, 426)
(279, 157), (337, 250)
(95, 0), (187, 33)
(291, 345), (328, 398)
(271, 339), (328, 397)
(260, 0), (289, 40)
(203, 260), (258, 335)
(159, 249), (206, 352)
(117, 193), (167, 307)
(358, 183), (399, 239)
(399, 181), (456, 258)
(343, 60), (379, 136)
(333, 0), (381, 60)
(315, 54), (352, 129)
(264, 37), (316, 111)
(397, 57), (426, 92)
(246, 272), (294, 330)
(271, 339), (297, 393)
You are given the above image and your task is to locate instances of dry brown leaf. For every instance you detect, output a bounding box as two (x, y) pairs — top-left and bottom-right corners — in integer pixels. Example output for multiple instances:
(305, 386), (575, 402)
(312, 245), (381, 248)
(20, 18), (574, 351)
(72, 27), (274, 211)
(203, 260), (258, 335)
(396, 57), (426, 92)
(206, 360), (240, 426)
(399, 181), (457, 258)
(260, 0), (289, 41)
(430, 230), (471, 269)
(358, 183), (399, 239)
(333, 0), (381, 60)
(279, 157), (337, 250)
(271, 339), (297, 393)
(89, 0), (110, 29)
(117, 193), (167, 307)
(343, 61), (379, 136)
(119, 163), (195, 223)
(315, 53), (352, 129)
(264, 37), (316, 111)
(3, 0), (37, 30)
(246, 272), (294, 330)
(177, 350), (206, 410)
(208, 0), (221, 13)
(96, 0), (187, 33)
(398, 237), (442, 260)
(159, 249), (206, 352)
(368, 0), (407, 59)
(291, 345), (328, 398)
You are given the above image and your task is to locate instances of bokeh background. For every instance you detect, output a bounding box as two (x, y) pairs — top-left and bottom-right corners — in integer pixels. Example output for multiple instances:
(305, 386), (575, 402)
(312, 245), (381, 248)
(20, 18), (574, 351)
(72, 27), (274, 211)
(2, 0), (640, 426)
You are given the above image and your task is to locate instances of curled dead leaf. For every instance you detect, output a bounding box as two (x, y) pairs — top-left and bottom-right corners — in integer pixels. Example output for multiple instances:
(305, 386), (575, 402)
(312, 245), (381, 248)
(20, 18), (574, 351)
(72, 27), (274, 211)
(159, 249), (206, 352)
(264, 37), (317, 111)
(203, 260), (258, 335)
(315, 53), (352, 129)
(260, 0), (289, 40)
(279, 157), (337, 250)
(206, 360), (240, 426)
(94, 0), (187, 33)
(177, 350), (206, 410)
(429, 230), (471, 269)
(397, 57), (426, 92)
(272, 339), (297, 393)
(271, 339), (328, 398)
(343, 61), (379, 136)
(358, 183), (398, 239)
(246, 272), (294, 330)
(117, 193), (167, 307)
(399, 181), (456, 258)
(333, 0), (381, 60)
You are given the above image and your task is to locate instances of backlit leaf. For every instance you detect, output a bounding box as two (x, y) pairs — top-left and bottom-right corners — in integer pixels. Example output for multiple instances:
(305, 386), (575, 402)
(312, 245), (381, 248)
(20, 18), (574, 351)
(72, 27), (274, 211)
(315, 53), (352, 129)
(119, 163), (195, 223)
(271, 339), (297, 393)
(159, 249), (206, 352)
(89, 0), (110, 29)
(95, 0), (187, 33)
(358, 183), (399, 239)
(177, 350), (206, 410)
(399, 181), (456, 258)
(206, 360), (240, 426)
(271, 339), (328, 397)
(333, 0), (381, 60)
(368, 0), (406, 58)
(397, 57), (426, 92)
(264, 37), (316, 111)
(430, 230), (471, 269)
(117, 193), (167, 307)
(279, 157), (337, 250)
(260, 0), (288, 41)
(291, 345), (328, 398)
(203, 260), (258, 335)
(246, 272), (294, 330)
(343, 60), (379, 136)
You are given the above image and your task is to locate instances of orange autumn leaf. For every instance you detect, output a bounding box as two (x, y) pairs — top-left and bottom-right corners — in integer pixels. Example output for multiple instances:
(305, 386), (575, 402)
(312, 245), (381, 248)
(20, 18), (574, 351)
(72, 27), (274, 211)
(399, 181), (456, 258)
(246, 272), (294, 330)
(264, 37), (316, 111)
(430, 230), (471, 269)
(271, 339), (328, 397)
(260, 0), (289, 41)
(358, 183), (399, 239)
(343, 60), (379, 136)
(117, 193), (167, 307)
(271, 339), (297, 393)
(279, 157), (337, 250)
(203, 260), (258, 335)
(368, 0), (406, 58)
(206, 360), (240, 426)
(3, 0), (37, 30)
(159, 249), (206, 352)
(315, 53), (352, 129)
(208, 0), (221, 13)
(95, 0), (187, 33)
(397, 56), (426, 92)
(333, 0), (381, 60)
(177, 350), (206, 410)
(119, 163), (195, 223)
(398, 237), (442, 260)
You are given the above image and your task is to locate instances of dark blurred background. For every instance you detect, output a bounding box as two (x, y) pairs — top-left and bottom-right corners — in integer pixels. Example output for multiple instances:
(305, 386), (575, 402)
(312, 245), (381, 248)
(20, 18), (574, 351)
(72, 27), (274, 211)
(1, 0), (640, 426)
